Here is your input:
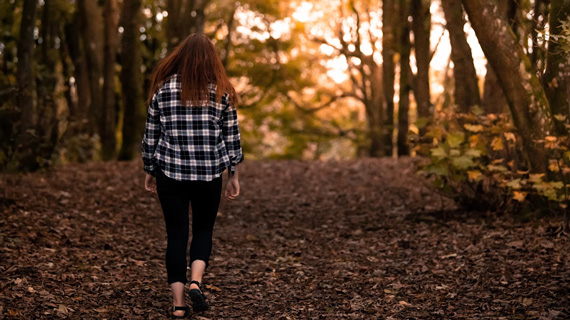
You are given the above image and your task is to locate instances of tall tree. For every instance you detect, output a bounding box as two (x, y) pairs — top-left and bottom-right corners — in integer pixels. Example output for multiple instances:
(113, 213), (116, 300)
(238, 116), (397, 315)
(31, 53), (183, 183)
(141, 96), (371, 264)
(77, 0), (104, 137)
(410, 0), (431, 128)
(36, 0), (63, 164)
(14, 0), (38, 169)
(441, 0), (480, 112)
(462, 0), (552, 173)
(312, 0), (387, 156)
(118, 0), (145, 160)
(60, 10), (96, 162)
(398, 0), (412, 156)
(544, 0), (570, 135)
(383, 0), (396, 156)
(101, 0), (120, 160)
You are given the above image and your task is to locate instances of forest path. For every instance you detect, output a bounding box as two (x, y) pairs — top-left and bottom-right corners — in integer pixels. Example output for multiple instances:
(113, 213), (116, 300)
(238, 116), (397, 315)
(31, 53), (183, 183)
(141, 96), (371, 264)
(1, 158), (568, 319)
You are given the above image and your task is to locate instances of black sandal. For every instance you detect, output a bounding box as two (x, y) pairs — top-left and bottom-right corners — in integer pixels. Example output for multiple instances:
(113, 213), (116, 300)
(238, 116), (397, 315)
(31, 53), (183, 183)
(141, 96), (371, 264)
(171, 305), (189, 319)
(188, 280), (209, 312)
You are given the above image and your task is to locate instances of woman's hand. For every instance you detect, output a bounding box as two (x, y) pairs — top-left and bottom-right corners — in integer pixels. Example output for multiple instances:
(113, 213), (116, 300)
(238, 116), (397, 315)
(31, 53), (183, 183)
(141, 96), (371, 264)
(224, 176), (240, 201)
(145, 173), (157, 194)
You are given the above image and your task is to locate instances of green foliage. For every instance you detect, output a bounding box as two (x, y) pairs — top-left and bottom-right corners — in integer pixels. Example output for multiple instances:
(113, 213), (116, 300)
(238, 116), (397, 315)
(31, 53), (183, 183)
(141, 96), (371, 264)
(417, 106), (570, 216)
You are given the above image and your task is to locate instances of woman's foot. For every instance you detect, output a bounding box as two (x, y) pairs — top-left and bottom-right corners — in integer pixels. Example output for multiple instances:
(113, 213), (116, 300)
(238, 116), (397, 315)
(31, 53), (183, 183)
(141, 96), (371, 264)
(171, 305), (189, 318)
(169, 282), (187, 318)
(188, 280), (209, 312)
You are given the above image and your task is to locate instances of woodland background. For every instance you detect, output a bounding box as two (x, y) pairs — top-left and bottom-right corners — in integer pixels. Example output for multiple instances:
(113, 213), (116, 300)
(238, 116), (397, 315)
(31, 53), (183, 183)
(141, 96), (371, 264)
(1, 0), (570, 217)
(1, 1), (570, 318)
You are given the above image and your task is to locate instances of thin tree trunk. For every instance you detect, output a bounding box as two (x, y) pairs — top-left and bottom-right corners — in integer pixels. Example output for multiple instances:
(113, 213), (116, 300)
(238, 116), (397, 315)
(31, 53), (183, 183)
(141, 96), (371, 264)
(64, 12), (91, 124)
(77, 0), (104, 138)
(36, 0), (60, 162)
(544, 0), (570, 136)
(222, 6), (236, 69)
(361, 57), (386, 157)
(101, 0), (120, 160)
(398, 0), (411, 156)
(410, 0), (431, 127)
(383, 0), (396, 156)
(119, 0), (145, 160)
(441, 0), (480, 112)
(14, 0), (38, 170)
(462, 0), (552, 173)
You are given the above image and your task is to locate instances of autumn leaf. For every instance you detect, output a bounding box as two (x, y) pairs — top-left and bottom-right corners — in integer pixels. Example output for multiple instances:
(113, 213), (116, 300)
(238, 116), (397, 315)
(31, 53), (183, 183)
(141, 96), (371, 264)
(491, 136), (504, 150)
(467, 170), (482, 181)
(464, 124), (483, 132)
(513, 191), (527, 202)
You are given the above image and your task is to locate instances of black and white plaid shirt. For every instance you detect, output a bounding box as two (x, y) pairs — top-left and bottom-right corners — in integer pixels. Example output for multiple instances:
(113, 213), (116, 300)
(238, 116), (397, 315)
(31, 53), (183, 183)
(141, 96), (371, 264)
(141, 74), (244, 181)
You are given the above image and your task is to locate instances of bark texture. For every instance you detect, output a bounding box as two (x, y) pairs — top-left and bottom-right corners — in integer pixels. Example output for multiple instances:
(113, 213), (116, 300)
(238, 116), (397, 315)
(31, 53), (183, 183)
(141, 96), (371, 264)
(101, 0), (120, 160)
(118, 0), (145, 160)
(410, 0), (431, 124)
(77, 0), (104, 137)
(462, 0), (552, 173)
(14, 0), (38, 169)
(544, 0), (570, 135)
(383, 0), (397, 156)
(481, 0), (516, 114)
(398, 0), (411, 156)
(441, 0), (480, 112)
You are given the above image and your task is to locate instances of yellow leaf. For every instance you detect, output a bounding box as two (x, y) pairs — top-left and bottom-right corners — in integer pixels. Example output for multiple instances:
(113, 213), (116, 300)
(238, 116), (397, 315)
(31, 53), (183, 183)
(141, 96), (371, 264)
(464, 124), (483, 132)
(529, 173), (545, 183)
(491, 137), (504, 150)
(467, 170), (482, 181)
(548, 160), (560, 172)
(545, 136), (557, 149)
(504, 132), (516, 142)
(469, 134), (480, 148)
(513, 191), (527, 202)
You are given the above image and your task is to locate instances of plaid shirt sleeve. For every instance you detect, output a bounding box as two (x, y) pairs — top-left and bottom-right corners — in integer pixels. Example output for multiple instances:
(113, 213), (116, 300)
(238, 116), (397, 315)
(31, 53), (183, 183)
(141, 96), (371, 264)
(221, 99), (244, 177)
(141, 90), (161, 177)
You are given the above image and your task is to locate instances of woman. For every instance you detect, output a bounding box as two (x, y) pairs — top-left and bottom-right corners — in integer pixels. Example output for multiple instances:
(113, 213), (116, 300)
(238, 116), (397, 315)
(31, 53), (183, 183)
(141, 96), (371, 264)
(141, 33), (243, 318)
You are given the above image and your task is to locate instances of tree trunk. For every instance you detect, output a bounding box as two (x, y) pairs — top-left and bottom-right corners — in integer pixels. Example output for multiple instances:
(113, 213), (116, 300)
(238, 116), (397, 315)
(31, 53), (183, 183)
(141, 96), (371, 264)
(462, 0), (552, 173)
(64, 12), (91, 124)
(481, 0), (516, 114)
(14, 0), (38, 170)
(398, 0), (411, 156)
(36, 0), (61, 163)
(383, 0), (396, 156)
(77, 0), (104, 138)
(118, 0), (145, 160)
(410, 0), (431, 127)
(166, 0), (209, 50)
(482, 67), (508, 113)
(441, 0), (480, 112)
(101, 0), (120, 160)
(544, 0), (570, 136)
(363, 58), (385, 157)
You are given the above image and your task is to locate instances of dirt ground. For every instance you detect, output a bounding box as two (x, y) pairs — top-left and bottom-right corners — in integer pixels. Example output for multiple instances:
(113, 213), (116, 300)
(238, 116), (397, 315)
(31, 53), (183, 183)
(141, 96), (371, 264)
(1, 158), (568, 319)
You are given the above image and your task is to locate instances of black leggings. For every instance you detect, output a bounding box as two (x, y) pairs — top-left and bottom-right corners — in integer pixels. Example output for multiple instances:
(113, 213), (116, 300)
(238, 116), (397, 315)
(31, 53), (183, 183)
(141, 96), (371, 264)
(155, 168), (222, 285)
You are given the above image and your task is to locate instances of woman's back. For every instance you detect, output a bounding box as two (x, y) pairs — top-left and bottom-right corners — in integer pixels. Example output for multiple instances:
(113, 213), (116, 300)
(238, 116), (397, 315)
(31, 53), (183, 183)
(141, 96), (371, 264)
(142, 73), (243, 182)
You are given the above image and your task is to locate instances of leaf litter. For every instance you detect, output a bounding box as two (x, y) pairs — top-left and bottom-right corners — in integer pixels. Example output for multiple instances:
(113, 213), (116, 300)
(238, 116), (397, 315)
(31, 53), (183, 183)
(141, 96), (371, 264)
(0, 157), (568, 319)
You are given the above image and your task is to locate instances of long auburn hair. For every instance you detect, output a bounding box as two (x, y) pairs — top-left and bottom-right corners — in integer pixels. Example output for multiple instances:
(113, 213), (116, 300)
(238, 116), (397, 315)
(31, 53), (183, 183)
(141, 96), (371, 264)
(146, 33), (236, 106)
